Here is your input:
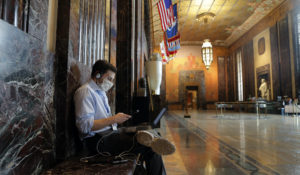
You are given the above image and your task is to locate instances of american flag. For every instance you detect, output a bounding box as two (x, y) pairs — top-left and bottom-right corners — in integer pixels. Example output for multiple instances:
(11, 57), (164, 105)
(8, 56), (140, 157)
(157, 0), (175, 31)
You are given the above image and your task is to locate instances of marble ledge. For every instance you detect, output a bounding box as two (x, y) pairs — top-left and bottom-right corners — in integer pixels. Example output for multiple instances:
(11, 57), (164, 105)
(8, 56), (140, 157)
(42, 156), (136, 175)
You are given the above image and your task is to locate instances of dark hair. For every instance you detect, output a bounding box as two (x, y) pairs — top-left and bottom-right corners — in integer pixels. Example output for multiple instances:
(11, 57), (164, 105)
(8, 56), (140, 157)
(91, 60), (117, 78)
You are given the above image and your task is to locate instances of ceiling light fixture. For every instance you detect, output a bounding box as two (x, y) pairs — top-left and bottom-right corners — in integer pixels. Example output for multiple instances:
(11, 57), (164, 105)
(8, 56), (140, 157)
(196, 12), (216, 24)
(201, 39), (213, 70)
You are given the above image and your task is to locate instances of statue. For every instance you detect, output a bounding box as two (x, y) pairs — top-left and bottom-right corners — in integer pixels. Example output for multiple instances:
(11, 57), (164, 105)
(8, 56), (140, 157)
(259, 78), (269, 100)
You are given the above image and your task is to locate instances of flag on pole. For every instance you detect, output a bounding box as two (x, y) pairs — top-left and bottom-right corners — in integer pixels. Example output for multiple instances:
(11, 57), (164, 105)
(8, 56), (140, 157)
(164, 3), (180, 53)
(160, 41), (168, 63)
(166, 4), (178, 39)
(161, 40), (176, 63)
(158, 2), (180, 61)
(157, 0), (175, 31)
(166, 33), (180, 51)
(164, 33), (180, 54)
(164, 36), (177, 57)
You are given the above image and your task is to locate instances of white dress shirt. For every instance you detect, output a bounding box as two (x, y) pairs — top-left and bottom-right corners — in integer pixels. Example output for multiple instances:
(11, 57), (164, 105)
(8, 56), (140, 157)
(74, 79), (117, 140)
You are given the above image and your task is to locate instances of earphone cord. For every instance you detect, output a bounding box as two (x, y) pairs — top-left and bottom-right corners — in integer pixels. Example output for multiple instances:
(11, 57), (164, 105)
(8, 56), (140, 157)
(80, 132), (137, 163)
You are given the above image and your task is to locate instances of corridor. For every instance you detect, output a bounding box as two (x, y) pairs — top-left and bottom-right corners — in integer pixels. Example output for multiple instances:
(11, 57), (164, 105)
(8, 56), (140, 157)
(162, 110), (300, 175)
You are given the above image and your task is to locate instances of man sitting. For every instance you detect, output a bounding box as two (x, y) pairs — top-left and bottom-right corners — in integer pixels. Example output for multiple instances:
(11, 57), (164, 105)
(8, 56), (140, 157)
(74, 60), (175, 175)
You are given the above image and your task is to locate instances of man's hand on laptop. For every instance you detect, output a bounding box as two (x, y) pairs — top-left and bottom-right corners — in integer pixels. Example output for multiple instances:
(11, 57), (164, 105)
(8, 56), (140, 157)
(112, 113), (131, 124)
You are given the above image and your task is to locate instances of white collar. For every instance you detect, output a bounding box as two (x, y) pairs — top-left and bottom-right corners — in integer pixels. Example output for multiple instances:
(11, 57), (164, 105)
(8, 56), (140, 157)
(88, 79), (103, 92)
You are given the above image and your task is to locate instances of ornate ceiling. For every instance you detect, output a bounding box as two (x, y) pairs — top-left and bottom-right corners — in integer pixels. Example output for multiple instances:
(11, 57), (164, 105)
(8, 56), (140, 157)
(150, 0), (285, 47)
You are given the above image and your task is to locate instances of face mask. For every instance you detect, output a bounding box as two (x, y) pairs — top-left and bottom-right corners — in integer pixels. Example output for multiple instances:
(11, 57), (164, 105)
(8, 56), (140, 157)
(97, 78), (114, 91)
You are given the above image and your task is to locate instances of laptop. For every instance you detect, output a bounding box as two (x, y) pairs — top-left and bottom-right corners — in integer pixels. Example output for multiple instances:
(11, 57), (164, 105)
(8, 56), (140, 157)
(118, 107), (167, 133)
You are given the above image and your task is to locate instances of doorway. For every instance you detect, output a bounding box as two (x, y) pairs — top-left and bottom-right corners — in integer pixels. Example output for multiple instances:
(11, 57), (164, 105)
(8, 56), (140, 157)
(186, 86), (198, 109)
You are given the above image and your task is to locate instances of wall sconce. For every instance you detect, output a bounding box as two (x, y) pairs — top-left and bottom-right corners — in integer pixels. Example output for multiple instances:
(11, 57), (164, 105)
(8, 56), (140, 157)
(201, 39), (213, 70)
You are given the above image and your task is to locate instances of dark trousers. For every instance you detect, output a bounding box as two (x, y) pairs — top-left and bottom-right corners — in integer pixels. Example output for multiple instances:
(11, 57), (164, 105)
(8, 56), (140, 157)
(84, 130), (166, 175)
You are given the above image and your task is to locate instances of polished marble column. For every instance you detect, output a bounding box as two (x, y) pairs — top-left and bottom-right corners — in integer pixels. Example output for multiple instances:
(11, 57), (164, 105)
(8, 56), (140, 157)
(116, 0), (134, 114)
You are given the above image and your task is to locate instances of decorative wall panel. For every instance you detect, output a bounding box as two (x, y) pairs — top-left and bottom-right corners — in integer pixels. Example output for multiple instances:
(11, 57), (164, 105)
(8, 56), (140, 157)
(55, 0), (98, 159)
(116, 0), (133, 114)
(292, 7), (300, 98)
(104, 0), (110, 61)
(218, 57), (226, 101)
(134, 0), (142, 94)
(253, 28), (272, 98)
(67, 0), (92, 155)
(165, 46), (226, 106)
(270, 25), (281, 99)
(227, 54), (236, 101)
(242, 40), (255, 99)
(278, 16), (292, 97)
(178, 70), (206, 109)
(78, 0), (106, 66)
(110, 0), (117, 66)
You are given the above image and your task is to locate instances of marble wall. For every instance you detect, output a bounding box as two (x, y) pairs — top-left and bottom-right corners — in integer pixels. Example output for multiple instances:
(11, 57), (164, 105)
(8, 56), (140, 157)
(116, 0), (150, 114)
(55, 0), (111, 159)
(56, 0), (151, 158)
(28, 0), (49, 41)
(0, 14), (55, 175)
(116, 0), (134, 114)
(66, 0), (91, 156)
(54, 0), (84, 159)
(0, 0), (57, 174)
(0, 0), (150, 174)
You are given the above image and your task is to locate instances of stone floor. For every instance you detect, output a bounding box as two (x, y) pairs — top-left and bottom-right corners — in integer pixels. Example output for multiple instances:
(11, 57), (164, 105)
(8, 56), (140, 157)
(160, 110), (300, 175)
